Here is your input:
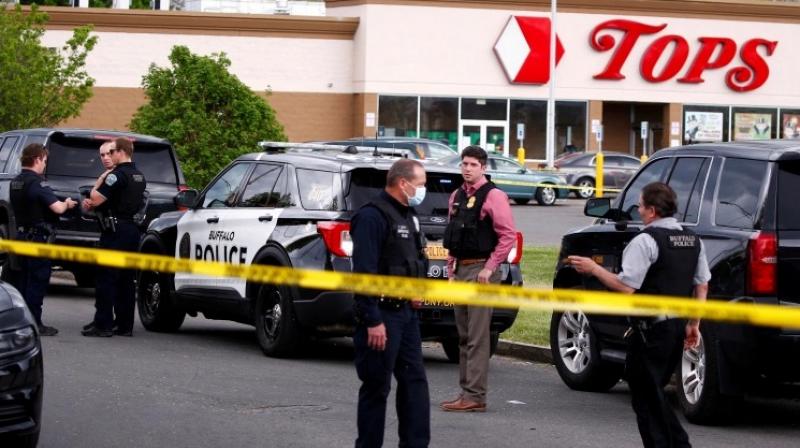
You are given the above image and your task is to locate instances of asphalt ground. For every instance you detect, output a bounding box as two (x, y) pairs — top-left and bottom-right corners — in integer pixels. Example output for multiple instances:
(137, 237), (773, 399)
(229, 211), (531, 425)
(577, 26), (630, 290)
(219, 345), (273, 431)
(511, 198), (595, 247)
(37, 279), (800, 448)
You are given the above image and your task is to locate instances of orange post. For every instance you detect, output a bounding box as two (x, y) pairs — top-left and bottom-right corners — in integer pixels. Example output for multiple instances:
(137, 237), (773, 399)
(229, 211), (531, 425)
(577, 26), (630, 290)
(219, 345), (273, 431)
(595, 151), (604, 198)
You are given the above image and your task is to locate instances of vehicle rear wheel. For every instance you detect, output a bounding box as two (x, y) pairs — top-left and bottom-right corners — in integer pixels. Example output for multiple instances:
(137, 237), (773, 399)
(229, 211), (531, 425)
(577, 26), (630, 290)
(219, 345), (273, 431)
(3, 432), (39, 448)
(255, 282), (302, 357)
(535, 185), (557, 206)
(440, 331), (499, 363)
(550, 311), (622, 391)
(513, 198), (530, 205)
(677, 325), (739, 424)
(137, 268), (185, 332)
(575, 177), (595, 199)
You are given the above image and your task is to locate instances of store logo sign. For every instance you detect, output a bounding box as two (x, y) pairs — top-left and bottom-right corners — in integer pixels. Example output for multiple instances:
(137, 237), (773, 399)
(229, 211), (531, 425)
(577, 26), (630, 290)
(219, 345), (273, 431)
(590, 19), (778, 92)
(494, 16), (564, 84)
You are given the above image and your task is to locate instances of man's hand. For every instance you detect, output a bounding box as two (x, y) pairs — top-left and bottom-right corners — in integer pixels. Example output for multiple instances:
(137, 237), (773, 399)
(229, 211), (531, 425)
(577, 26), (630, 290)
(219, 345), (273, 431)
(367, 323), (387, 351)
(64, 198), (77, 209)
(81, 198), (93, 211)
(94, 169), (112, 188)
(566, 256), (599, 276)
(684, 321), (701, 349)
(477, 268), (493, 284)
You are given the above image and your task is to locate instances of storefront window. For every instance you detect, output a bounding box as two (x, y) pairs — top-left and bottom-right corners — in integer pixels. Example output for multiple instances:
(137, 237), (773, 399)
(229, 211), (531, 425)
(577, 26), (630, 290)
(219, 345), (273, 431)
(556, 101), (587, 157)
(510, 100), (546, 159)
(420, 97), (458, 150)
(781, 109), (800, 139)
(683, 105), (729, 144)
(732, 107), (776, 141)
(378, 96), (418, 137)
(461, 98), (507, 121)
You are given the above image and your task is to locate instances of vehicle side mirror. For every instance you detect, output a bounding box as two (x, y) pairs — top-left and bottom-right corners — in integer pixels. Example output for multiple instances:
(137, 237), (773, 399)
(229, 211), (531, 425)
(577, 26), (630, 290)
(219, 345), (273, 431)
(175, 189), (199, 208)
(584, 197), (614, 219)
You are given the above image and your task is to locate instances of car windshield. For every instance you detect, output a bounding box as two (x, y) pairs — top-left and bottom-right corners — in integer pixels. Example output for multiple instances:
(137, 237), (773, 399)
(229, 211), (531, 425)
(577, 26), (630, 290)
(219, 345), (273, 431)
(46, 136), (178, 184)
(347, 168), (461, 217)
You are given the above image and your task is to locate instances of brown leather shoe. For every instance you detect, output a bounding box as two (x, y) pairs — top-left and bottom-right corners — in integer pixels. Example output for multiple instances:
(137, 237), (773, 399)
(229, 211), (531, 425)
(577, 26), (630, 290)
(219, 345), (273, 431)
(441, 399), (486, 413)
(439, 396), (463, 408)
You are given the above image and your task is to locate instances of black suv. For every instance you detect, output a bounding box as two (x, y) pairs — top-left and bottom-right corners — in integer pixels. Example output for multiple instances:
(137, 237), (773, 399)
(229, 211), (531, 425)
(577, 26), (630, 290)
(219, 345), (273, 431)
(0, 129), (186, 286)
(136, 143), (522, 358)
(550, 140), (800, 423)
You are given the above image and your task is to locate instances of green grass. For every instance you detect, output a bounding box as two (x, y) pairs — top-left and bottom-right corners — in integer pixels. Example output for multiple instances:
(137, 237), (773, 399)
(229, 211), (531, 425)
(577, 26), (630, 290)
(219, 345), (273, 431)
(501, 247), (559, 347)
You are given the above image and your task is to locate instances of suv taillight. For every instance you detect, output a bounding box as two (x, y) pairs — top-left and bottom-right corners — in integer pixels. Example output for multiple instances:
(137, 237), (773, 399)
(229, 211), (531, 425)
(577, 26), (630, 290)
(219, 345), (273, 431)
(317, 221), (352, 257)
(747, 231), (777, 296)
(506, 232), (524, 264)
(177, 184), (190, 211)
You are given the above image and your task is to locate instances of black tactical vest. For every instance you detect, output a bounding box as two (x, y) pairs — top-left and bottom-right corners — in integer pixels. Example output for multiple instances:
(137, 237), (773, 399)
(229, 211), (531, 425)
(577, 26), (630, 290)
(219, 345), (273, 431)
(368, 195), (428, 279)
(10, 170), (56, 228)
(106, 162), (146, 220)
(637, 227), (701, 297)
(443, 182), (498, 259)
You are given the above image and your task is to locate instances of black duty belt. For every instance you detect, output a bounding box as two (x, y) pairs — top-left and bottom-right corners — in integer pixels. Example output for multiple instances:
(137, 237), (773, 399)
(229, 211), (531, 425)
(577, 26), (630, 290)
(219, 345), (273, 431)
(377, 297), (408, 310)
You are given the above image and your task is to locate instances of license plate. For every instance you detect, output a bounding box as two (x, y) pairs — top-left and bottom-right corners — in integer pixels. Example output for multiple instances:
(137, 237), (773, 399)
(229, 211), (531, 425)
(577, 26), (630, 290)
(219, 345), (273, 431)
(425, 244), (449, 260)
(422, 299), (454, 307)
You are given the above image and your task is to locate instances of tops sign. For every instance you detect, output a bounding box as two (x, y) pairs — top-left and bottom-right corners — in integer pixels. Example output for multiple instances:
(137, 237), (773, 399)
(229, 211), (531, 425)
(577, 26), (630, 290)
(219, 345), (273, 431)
(496, 17), (778, 93)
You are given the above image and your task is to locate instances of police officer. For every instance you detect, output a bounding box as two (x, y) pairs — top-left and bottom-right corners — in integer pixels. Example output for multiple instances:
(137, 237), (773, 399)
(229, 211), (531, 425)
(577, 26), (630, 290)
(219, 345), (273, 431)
(351, 158), (430, 448)
(568, 182), (710, 448)
(10, 143), (78, 336)
(81, 137), (146, 337)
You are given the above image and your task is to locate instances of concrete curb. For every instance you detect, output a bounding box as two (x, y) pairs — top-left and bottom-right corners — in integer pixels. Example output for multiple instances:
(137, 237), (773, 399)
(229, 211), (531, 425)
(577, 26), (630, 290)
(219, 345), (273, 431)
(496, 339), (553, 364)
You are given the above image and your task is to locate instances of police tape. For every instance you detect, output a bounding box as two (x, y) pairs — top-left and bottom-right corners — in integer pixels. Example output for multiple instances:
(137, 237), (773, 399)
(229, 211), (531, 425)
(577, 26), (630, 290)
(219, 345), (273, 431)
(1, 239), (798, 330)
(491, 179), (622, 193)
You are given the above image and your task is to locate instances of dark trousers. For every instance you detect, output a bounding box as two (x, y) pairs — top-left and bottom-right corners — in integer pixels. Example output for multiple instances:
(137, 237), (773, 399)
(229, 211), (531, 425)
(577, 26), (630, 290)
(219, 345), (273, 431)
(94, 223), (140, 331)
(354, 305), (430, 448)
(12, 233), (51, 325)
(626, 319), (691, 448)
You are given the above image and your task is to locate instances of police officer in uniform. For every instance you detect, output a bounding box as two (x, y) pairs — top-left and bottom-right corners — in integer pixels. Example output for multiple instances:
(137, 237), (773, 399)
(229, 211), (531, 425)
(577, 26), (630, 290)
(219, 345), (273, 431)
(351, 158), (430, 448)
(81, 137), (146, 337)
(10, 143), (78, 336)
(568, 182), (710, 448)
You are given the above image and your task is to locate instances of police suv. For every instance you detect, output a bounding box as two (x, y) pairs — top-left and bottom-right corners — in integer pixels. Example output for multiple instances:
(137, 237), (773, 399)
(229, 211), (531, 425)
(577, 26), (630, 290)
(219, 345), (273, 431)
(137, 143), (523, 358)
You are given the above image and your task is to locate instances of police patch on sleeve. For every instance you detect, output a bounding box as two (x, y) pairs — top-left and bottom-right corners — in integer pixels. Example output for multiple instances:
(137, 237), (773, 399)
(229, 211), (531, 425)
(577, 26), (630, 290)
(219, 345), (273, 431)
(105, 173), (118, 186)
(413, 216), (420, 232)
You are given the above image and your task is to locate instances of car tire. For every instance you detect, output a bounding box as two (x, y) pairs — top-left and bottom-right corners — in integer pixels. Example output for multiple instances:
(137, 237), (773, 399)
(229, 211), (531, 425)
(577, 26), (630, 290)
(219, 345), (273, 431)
(550, 311), (623, 392)
(136, 264), (185, 332)
(676, 325), (739, 424)
(440, 331), (499, 364)
(574, 177), (595, 199)
(4, 432), (39, 448)
(254, 282), (303, 357)
(535, 184), (558, 206)
(513, 198), (530, 205)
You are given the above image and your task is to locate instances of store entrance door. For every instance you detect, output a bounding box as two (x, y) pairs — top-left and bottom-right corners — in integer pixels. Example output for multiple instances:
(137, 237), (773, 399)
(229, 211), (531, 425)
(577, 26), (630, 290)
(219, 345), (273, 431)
(459, 120), (509, 156)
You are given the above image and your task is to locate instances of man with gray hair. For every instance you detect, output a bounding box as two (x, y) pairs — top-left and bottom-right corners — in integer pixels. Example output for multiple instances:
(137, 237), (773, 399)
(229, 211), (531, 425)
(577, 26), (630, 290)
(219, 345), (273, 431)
(351, 158), (430, 448)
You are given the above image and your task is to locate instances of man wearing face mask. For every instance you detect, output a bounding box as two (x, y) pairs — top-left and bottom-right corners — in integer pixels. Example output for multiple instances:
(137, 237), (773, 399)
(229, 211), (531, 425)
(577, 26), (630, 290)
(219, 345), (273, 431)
(351, 158), (430, 448)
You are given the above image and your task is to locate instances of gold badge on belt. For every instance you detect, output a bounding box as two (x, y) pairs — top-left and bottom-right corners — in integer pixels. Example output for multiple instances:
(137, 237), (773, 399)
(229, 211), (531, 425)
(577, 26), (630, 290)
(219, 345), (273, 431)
(467, 196), (476, 208)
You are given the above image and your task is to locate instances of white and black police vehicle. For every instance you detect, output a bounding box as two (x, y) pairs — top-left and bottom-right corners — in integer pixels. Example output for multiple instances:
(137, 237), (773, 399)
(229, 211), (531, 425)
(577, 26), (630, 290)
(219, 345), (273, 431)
(137, 143), (524, 358)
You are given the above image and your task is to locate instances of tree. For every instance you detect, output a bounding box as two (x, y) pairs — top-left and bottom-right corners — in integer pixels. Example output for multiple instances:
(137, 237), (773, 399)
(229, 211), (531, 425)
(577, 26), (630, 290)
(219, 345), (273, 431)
(0, 5), (97, 131)
(130, 46), (287, 188)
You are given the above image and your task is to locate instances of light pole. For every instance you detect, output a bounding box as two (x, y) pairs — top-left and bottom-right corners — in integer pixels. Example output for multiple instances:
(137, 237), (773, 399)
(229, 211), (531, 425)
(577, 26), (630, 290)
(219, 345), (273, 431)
(545, 0), (557, 169)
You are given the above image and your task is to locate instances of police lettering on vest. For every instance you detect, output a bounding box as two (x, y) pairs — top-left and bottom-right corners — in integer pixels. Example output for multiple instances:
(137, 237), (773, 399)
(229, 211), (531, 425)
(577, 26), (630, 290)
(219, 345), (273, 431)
(369, 195), (427, 279)
(443, 182), (498, 259)
(637, 227), (700, 298)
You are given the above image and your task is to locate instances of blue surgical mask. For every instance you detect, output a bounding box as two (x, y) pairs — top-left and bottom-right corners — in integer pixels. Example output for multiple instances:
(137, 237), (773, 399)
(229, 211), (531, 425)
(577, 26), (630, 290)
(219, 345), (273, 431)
(406, 185), (426, 207)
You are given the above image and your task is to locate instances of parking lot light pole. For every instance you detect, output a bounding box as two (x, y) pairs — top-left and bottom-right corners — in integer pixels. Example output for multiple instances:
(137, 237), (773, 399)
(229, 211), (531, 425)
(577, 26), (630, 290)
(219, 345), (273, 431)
(545, 0), (557, 169)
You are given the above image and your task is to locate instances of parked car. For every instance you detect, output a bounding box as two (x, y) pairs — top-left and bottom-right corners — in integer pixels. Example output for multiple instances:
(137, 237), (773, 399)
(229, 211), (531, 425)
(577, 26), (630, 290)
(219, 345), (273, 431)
(319, 137), (457, 160)
(550, 140), (800, 423)
(0, 282), (43, 447)
(438, 153), (569, 205)
(0, 129), (187, 287)
(136, 142), (523, 360)
(551, 151), (641, 199)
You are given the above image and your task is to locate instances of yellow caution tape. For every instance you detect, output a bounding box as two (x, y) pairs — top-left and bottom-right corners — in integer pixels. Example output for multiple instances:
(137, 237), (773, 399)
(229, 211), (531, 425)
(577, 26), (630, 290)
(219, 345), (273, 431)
(491, 179), (622, 193)
(1, 239), (798, 330)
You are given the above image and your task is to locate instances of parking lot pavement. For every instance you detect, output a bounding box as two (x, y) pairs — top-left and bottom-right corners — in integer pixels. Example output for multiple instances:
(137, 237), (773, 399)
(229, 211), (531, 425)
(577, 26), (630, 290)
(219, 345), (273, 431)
(512, 198), (595, 247)
(38, 284), (800, 448)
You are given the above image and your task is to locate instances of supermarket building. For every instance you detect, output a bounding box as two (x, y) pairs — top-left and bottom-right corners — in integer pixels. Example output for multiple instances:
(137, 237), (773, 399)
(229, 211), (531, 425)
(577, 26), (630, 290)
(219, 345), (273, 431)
(41, 0), (800, 163)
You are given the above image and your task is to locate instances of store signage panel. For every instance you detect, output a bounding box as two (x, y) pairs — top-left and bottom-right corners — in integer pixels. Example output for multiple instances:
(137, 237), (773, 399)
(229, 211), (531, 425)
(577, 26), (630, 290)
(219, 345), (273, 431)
(494, 16), (564, 84)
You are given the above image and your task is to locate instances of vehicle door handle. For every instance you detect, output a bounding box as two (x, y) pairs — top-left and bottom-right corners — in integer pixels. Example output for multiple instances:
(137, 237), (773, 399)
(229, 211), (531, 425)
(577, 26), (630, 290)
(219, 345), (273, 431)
(258, 215), (273, 222)
(206, 217), (219, 224)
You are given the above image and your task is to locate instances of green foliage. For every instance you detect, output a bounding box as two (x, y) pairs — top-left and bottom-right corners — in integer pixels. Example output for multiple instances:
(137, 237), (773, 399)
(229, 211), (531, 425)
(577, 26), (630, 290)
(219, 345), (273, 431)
(0, 5), (97, 131)
(130, 46), (287, 188)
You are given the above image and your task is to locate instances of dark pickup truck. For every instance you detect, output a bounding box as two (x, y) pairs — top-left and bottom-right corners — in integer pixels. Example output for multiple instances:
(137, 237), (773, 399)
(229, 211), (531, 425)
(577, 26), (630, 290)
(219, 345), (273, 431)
(0, 128), (186, 286)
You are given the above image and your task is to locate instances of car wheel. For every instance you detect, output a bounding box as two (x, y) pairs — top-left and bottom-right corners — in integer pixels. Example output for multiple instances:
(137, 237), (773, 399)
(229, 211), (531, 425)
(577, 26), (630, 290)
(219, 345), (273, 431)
(575, 177), (595, 199)
(440, 331), (500, 364)
(550, 311), (622, 391)
(676, 326), (739, 424)
(254, 282), (302, 357)
(535, 184), (558, 206)
(136, 267), (185, 332)
(513, 198), (530, 205)
(4, 432), (39, 448)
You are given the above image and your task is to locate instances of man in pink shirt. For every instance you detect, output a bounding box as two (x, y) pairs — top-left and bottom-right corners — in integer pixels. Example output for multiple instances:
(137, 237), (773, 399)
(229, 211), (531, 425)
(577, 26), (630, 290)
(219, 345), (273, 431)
(440, 145), (517, 412)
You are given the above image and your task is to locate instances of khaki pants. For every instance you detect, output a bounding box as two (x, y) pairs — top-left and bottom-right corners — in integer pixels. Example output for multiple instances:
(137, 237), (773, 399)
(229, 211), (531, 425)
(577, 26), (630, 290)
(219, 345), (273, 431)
(453, 261), (501, 404)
